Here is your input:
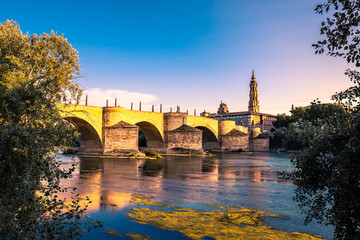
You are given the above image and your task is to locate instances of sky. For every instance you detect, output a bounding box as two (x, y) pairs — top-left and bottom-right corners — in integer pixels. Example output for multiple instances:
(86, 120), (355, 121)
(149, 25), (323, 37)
(0, 0), (355, 114)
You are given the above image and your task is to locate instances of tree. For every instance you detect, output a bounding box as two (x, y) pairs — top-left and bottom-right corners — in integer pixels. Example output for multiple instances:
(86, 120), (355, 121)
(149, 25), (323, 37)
(288, 1), (360, 239)
(0, 20), (99, 239)
(271, 102), (346, 150)
(313, 0), (360, 66)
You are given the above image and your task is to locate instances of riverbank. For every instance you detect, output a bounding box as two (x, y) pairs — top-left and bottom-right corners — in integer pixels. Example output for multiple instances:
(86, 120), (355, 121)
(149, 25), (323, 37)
(64, 148), (213, 159)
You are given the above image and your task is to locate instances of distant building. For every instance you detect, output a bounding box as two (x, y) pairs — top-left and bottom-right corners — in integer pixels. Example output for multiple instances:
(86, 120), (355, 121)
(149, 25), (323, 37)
(217, 101), (229, 114)
(201, 70), (276, 133)
(200, 110), (210, 117)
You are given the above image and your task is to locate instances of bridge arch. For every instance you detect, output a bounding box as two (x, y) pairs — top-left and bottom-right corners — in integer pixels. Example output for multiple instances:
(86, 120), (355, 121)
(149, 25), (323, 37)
(194, 125), (219, 151)
(135, 121), (164, 149)
(193, 123), (218, 139)
(64, 117), (103, 154)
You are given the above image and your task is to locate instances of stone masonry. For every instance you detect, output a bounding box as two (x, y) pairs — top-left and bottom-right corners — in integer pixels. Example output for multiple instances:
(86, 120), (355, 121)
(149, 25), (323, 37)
(165, 124), (202, 151)
(220, 129), (249, 151)
(103, 121), (139, 155)
(58, 104), (270, 155)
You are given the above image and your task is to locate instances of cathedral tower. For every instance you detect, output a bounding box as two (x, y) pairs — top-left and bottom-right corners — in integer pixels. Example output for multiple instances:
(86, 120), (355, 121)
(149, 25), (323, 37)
(248, 70), (260, 112)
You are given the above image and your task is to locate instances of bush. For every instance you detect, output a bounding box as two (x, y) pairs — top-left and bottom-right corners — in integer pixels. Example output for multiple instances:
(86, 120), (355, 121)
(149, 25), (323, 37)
(144, 150), (164, 159)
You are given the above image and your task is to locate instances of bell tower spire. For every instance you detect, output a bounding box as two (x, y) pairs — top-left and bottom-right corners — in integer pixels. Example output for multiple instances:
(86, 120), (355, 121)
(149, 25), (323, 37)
(248, 69), (260, 112)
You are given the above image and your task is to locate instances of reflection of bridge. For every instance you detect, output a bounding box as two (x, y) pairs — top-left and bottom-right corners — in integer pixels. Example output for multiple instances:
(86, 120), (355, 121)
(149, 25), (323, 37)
(59, 104), (267, 155)
(63, 155), (270, 212)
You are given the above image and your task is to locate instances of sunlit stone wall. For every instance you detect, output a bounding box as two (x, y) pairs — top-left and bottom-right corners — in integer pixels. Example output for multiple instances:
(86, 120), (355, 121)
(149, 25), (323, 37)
(187, 115), (219, 137)
(218, 120), (235, 135)
(164, 113), (188, 132)
(103, 107), (164, 139)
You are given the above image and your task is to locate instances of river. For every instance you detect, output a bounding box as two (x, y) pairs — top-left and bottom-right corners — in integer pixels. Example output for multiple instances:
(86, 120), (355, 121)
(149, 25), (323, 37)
(58, 152), (332, 239)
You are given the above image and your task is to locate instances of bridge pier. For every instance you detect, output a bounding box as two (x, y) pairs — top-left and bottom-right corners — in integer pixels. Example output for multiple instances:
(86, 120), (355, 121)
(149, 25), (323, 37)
(165, 125), (202, 152)
(78, 139), (103, 155)
(103, 121), (139, 155)
(163, 113), (202, 152)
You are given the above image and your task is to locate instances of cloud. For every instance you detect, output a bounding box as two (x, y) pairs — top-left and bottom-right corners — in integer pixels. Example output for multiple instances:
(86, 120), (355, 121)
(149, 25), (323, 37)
(81, 88), (158, 107)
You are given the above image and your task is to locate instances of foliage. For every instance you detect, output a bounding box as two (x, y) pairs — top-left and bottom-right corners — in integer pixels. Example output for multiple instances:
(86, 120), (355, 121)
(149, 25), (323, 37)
(290, 106), (360, 239)
(271, 102), (346, 150)
(333, 69), (360, 110)
(144, 150), (163, 159)
(287, 1), (360, 239)
(313, 0), (360, 66)
(272, 113), (295, 129)
(0, 20), (100, 239)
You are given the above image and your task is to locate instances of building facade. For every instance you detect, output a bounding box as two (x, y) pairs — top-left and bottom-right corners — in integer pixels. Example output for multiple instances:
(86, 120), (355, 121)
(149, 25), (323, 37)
(201, 70), (276, 133)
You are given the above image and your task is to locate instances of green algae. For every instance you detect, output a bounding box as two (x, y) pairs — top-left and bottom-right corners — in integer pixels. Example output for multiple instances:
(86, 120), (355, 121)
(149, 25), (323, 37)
(126, 195), (324, 240)
(105, 228), (121, 236)
(131, 193), (151, 199)
(125, 233), (154, 240)
(130, 193), (182, 210)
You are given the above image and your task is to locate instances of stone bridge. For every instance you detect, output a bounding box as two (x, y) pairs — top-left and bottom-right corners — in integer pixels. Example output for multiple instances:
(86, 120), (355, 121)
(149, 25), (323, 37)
(59, 104), (267, 155)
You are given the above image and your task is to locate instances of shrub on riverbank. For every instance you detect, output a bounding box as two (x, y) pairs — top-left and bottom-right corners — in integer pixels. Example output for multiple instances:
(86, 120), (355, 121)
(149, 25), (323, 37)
(144, 150), (164, 159)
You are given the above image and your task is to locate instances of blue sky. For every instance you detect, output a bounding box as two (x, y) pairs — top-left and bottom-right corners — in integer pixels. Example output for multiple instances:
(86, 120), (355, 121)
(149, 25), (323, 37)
(0, 0), (353, 114)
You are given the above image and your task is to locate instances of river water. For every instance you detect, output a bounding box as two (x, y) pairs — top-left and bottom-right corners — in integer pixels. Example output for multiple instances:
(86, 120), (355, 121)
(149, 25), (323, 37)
(58, 152), (332, 239)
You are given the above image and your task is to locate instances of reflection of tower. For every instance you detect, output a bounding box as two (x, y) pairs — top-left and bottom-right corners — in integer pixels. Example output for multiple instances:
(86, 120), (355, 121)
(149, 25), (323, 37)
(75, 157), (138, 212)
(248, 70), (260, 112)
(141, 159), (164, 177)
(202, 159), (219, 181)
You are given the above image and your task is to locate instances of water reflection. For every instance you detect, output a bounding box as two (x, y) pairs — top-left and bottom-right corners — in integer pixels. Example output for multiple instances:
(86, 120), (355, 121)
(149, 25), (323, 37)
(139, 154), (280, 182)
(63, 153), (291, 210)
(58, 152), (332, 239)
(141, 159), (163, 177)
